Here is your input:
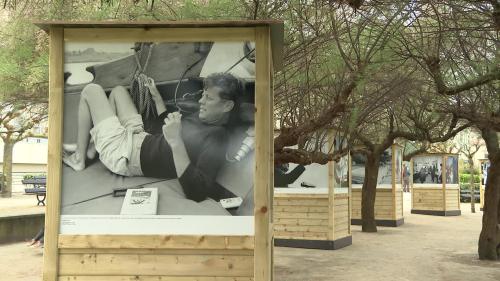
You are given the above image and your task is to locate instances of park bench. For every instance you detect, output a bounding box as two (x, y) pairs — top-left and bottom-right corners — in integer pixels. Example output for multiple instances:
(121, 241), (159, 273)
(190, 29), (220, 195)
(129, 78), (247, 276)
(460, 189), (480, 203)
(22, 176), (47, 206)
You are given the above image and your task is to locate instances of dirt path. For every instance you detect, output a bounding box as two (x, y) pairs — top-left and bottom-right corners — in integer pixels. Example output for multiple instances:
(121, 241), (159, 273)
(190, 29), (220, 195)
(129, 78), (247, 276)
(0, 242), (43, 281)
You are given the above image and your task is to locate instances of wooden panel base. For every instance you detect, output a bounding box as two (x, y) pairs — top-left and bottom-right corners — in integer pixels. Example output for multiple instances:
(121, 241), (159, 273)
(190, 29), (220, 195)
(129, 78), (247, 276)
(350, 218), (404, 227)
(273, 192), (351, 243)
(411, 209), (461, 216)
(274, 235), (352, 250)
(351, 188), (404, 221)
(58, 277), (254, 281)
(57, 235), (254, 279)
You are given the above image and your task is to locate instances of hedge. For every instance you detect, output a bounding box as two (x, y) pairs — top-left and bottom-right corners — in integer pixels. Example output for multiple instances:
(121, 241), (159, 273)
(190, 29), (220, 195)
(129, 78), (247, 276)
(459, 173), (480, 184)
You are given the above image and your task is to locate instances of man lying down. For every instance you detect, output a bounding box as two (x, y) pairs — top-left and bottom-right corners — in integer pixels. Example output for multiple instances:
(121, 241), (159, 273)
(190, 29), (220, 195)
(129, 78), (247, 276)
(63, 72), (243, 203)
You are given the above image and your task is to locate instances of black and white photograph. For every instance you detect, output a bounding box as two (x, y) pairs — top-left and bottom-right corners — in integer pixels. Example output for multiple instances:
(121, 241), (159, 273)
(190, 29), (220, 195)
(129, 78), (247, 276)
(481, 161), (490, 186)
(274, 134), (332, 192)
(394, 148), (402, 185)
(445, 155), (459, 185)
(412, 155), (443, 185)
(333, 137), (349, 193)
(402, 161), (411, 192)
(59, 41), (256, 234)
(274, 153), (327, 191)
(352, 149), (392, 188)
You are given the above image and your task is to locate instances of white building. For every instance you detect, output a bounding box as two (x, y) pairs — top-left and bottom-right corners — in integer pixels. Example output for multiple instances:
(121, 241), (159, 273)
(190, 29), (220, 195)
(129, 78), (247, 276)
(0, 137), (48, 193)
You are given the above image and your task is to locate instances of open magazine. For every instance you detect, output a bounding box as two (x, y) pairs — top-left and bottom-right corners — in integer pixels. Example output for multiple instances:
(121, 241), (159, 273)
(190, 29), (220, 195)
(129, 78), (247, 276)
(120, 187), (158, 215)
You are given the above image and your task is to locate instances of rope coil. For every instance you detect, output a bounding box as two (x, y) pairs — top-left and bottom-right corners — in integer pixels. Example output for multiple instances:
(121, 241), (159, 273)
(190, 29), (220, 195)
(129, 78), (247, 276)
(130, 43), (156, 119)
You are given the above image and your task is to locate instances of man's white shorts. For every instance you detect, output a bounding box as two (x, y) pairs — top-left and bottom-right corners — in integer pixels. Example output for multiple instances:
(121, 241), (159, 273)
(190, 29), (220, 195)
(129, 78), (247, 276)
(90, 114), (147, 176)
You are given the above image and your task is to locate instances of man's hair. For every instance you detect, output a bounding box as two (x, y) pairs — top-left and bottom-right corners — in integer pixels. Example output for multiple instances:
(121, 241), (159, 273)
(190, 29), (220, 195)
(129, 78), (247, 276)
(203, 72), (243, 102)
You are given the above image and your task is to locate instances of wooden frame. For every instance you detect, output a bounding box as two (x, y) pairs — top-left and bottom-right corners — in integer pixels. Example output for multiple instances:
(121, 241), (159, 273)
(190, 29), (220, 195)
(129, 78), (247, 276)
(273, 133), (352, 250)
(351, 144), (404, 227)
(36, 21), (283, 281)
(410, 153), (461, 216)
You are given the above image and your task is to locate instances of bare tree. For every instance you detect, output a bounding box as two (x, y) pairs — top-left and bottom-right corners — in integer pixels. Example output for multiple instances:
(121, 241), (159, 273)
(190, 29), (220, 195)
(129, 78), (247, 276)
(0, 102), (47, 197)
(455, 128), (485, 213)
(0, 6), (48, 197)
(394, 1), (500, 259)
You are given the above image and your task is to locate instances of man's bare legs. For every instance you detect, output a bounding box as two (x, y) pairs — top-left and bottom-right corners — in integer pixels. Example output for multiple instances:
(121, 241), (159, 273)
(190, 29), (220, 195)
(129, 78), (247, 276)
(63, 84), (116, 171)
(108, 85), (140, 121)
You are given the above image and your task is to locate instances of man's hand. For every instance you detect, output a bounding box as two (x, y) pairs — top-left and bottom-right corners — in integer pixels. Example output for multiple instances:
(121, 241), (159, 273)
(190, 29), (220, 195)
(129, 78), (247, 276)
(162, 111), (183, 145)
(143, 75), (167, 115)
(144, 76), (163, 101)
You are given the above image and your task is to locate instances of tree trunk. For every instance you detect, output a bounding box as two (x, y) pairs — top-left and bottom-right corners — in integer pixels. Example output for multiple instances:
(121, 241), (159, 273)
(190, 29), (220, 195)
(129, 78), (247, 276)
(469, 156), (476, 213)
(478, 128), (500, 260)
(1, 140), (14, 198)
(361, 152), (381, 232)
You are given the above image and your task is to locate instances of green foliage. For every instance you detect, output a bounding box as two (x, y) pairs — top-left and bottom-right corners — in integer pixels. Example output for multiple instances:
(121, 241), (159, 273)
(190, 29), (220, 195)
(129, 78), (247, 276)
(459, 173), (481, 184)
(0, 17), (48, 102)
(177, 0), (247, 20)
(23, 173), (46, 180)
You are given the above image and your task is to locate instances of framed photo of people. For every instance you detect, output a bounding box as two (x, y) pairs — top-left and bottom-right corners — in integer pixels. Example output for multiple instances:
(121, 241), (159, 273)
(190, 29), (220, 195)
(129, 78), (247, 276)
(410, 153), (461, 216)
(37, 21), (282, 281)
(412, 154), (443, 187)
(351, 147), (393, 189)
(445, 155), (459, 187)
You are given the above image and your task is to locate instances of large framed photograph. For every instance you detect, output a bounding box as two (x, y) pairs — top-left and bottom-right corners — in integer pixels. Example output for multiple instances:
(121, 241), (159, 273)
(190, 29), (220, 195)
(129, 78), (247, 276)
(334, 137), (349, 193)
(481, 160), (490, 186)
(39, 21), (280, 281)
(412, 155), (443, 186)
(274, 133), (331, 194)
(60, 41), (255, 235)
(352, 148), (392, 188)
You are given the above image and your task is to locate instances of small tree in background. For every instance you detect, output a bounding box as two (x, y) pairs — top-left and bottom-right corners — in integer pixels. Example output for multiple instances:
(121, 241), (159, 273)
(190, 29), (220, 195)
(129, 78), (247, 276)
(455, 128), (485, 213)
(0, 13), (48, 197)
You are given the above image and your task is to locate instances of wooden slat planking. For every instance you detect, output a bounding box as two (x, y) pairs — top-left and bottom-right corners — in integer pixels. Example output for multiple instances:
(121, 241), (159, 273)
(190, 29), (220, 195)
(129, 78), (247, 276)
(334, 203), (349, 209)
(274, 218), (329, 226)
(274, 212), (329, 219)
(273, 206), (329, 213)
(44, 26), (64, 281)
(64, 28), (255, 42)
(274, 235), (328, 241)
(59, 277), (254, 281)
(274, 198), (329, 206)
(334, 231), (349, 239)
(254, 26), (272, 281)
(274, 225), (328, 233)
(59, 249), (254, 256)
(58, 235), (254, 250)
(274, 231), (329, 240)
(59, 254), (253, 276)
(413, 205), (443, 210)
(274, 193), (328, 199)
(333, 214), (349, 222)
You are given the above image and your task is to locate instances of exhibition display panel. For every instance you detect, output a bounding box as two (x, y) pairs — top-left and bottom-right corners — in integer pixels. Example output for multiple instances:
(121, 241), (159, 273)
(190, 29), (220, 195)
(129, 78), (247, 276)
(411, 153), (461, 216)
(351, 144), (404, 227)
(36, 20), (282, 281)
(273, 135), (352, 250)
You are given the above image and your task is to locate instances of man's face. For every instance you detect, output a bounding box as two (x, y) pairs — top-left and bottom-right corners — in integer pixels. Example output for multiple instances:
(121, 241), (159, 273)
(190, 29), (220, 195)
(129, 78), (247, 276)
(198, 86), (234, 124)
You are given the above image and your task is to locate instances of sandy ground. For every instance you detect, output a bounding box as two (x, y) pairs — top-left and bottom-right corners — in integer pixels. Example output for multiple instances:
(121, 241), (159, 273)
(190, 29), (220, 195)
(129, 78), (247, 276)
(0, 192), (45, 216)
(1, 193), (499, 281)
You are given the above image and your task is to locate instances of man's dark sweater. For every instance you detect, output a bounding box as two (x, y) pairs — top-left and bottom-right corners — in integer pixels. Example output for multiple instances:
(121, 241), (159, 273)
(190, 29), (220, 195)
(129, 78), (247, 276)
(140, 113), (228, 202)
